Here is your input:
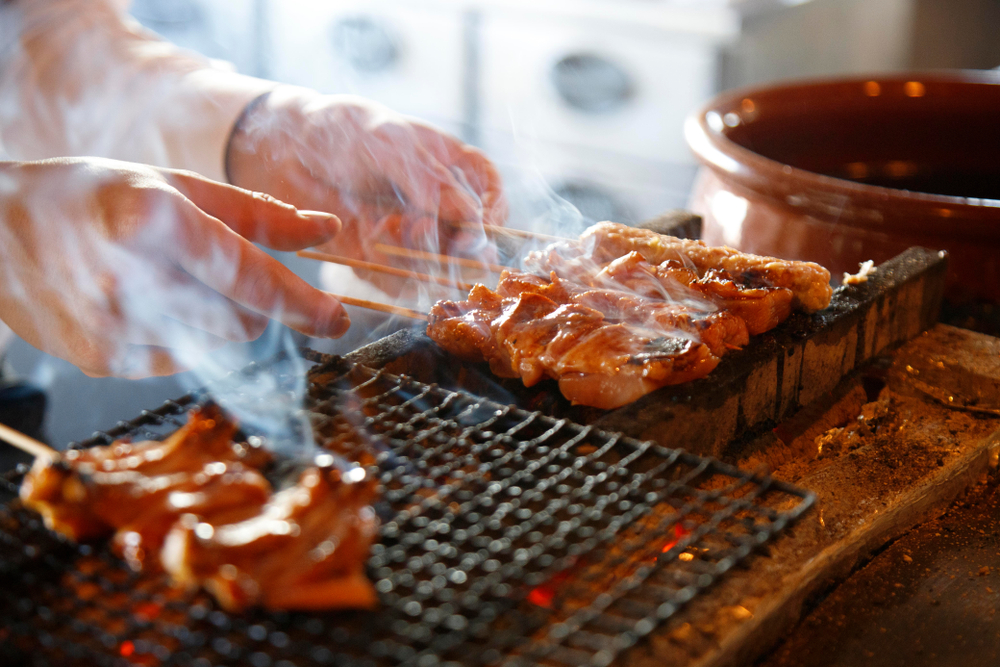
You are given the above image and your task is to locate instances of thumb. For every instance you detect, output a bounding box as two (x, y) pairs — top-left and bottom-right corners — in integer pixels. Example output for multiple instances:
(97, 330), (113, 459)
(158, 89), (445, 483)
(166, 169), (342, 251)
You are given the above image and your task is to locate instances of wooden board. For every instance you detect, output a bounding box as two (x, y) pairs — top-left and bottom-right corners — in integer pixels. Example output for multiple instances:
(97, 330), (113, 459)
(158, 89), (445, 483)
(620, 324), (1000, 667)
(761, 481), (1000, 667)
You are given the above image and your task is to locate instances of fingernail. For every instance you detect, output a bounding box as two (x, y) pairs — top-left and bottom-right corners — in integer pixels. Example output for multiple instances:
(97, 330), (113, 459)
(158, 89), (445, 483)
(299, 210), (343, 235)
(321, 299), (351, 338)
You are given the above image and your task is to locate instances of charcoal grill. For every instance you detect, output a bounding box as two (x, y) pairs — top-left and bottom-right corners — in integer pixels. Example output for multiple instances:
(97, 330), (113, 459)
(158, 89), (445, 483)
(0, 354), (814, 667)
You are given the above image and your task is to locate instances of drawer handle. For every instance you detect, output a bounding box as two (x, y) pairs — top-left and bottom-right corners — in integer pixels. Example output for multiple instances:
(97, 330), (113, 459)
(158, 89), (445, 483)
(331, 16), (399, 73)
(553, 181), (628, 222)
(551, 53), (634, 113)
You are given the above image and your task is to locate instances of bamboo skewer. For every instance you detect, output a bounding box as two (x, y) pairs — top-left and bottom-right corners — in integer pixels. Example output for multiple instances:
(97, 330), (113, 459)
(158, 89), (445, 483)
(298, 250), (475, 292)
(372, 243), (509, 275)
(0, 422), (58, 461)
(328, 293), (429, 322)
(450, 221), (568, 243)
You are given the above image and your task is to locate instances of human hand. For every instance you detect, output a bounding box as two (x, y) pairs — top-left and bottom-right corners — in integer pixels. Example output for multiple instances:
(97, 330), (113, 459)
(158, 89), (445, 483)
(225, 89), (506, 288)
(0, 158), (349, 378)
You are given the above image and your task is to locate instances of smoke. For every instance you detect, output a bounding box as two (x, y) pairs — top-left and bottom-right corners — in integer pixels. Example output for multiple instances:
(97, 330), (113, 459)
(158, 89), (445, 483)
(0, 2), (336, 457)
(0, 0), (714, 460)
(0, 160), (319, 456)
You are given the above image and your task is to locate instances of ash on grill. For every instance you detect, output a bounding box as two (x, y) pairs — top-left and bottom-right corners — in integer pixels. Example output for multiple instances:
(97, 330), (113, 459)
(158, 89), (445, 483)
(0, 357), (813, 667)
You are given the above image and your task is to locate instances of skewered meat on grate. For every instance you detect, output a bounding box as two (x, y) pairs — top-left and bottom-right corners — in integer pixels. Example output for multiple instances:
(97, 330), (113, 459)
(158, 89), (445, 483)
(428, 222), (833, 408)
(19, 406), (379, 611)
(429, 270), (736, 409)
(20, 405), (271, 553)
(162, 463), (379, 612)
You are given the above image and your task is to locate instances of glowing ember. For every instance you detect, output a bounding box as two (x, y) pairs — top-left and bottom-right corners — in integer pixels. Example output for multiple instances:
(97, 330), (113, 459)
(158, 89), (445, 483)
(526, 569), (575, 609)
(526, 584), (556, 609)
(119, 640), (134, 657)
(525, 558), (580, 609)
(525, 524), (694, 609)
(134, 601), (162, 621)
(660, 524), (692, 555)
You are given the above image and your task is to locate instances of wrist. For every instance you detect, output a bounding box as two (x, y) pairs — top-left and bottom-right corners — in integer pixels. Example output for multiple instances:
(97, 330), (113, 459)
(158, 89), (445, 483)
(164, 69), (277, 182)
(223, 91), (273, 186)
(223, 84), (319, 193)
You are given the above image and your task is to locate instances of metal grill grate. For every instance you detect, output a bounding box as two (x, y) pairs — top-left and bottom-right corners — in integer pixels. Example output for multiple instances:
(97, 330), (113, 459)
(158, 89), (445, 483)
(0, 353), (814, 667)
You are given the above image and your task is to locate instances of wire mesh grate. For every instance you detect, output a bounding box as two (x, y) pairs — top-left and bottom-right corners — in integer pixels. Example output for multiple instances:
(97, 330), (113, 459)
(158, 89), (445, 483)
(0, 353), (814, 667)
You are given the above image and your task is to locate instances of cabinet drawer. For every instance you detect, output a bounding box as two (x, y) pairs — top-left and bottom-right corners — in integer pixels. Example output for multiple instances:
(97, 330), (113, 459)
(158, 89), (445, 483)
(485, 133), (697, 228)
(268, 0), (465, 128)
(480, 11), (720, 163)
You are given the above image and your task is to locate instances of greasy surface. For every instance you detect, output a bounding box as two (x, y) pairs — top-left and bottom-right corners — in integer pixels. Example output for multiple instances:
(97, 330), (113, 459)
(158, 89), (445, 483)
(162, 466), (379, 613)
(428, 221), (836, 410)
(19, 405), (269, 547)
(761, 480), (1000, 667)
(621, 324), (1000, 667)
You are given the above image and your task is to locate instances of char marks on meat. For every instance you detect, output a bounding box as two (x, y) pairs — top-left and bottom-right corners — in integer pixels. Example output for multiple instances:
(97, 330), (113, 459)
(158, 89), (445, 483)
(427, 221), (833, 409)
(531, 221), (832, 312)
(162, 465), (378, 612)
(19, 405), (379, 612)
(19, 405), (271, 551)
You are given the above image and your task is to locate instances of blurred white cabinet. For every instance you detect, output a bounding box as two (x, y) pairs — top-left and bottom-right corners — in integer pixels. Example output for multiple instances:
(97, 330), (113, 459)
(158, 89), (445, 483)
(134, 0), (1000, 227)
(131, 0), (260, 75)
(259, 0), (739, 223)
(474, 3), (733, 223)
(266, 0), (466, 135)
(479, 10), (724, 164)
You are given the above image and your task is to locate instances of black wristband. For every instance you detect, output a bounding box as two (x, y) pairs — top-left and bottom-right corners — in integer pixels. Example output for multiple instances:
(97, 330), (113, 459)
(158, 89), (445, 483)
(224, 90), (273, 185)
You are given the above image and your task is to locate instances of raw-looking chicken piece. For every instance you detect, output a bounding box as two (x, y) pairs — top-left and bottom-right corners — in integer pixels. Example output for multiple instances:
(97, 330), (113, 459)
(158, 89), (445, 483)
(161, 463), (379, 612)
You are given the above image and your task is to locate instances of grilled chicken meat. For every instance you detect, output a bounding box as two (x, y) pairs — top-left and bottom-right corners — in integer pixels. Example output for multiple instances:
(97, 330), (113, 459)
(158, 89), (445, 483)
(586, 251), (796, 335)
(428, 270), (738, 409)
(428, 222), (833, 408)
(20, 405), (270, 552)
(162, 464), (379, 612)
(20, 406), (380, 612)
(526, 221), (832, 313)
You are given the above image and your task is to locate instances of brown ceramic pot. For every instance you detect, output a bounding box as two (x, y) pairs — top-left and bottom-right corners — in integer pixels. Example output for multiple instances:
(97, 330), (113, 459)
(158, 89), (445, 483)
(685, 71), (1000, 303)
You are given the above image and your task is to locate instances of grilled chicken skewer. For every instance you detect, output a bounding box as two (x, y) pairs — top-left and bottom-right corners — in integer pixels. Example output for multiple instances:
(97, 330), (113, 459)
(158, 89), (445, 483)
(163, 461), (378, 611)
(428, 269), (742, 409)
(297, 221), (833, 408)
(16, 406), (379, 612)
(529, 221), (833, 313)
(428, 222), (833, 409)
(19, 405), (271, 547)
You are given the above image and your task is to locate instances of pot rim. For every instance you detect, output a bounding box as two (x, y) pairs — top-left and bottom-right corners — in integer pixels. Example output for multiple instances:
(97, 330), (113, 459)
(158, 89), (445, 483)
(684, 70), (1000, 240)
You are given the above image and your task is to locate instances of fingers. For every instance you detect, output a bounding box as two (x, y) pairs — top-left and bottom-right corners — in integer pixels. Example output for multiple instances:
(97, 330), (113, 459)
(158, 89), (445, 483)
(411, 125), (507, 227)
(383, 149), (482, 225)
(145, 263), (270, 344)
(451, 148), (508, 227)
(0, 275), (233, 378)
(167, 169), (342, 251)
(170, 201), (351, 339)
(87, 344), (193, 379)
